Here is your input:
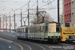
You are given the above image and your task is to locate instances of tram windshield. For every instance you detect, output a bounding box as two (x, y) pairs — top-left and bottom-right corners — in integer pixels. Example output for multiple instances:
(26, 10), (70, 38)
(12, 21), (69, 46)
(56, 24), (61, 32)
(48, 23), (61, 33)
(48, 23), (56, 33)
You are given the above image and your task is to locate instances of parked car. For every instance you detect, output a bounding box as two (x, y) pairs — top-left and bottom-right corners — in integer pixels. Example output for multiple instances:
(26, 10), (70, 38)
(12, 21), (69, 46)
(65, 36), (75, 44)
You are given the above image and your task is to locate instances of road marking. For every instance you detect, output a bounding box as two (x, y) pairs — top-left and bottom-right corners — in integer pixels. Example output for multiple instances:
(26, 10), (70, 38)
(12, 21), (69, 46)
(2, 32), (75, 50)
(0, 32), (32, 50)
(44, 45), (53, 50)
(9, 46), (11, 48)
(0, 38), (24, 50)
(14, 43), (24, 50)
(33, 44), (45, 50)
(2, 32), (16, 37)
(26, 42), (46, 50)
(15, 42), (32, 50)
(60, 43), (70, 45)
(24, 44), (32, 50)
(0, 38), (13, 43)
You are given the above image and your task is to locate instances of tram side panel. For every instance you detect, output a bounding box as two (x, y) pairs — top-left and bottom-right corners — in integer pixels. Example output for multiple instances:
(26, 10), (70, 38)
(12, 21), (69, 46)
(16, 26), (28, 39)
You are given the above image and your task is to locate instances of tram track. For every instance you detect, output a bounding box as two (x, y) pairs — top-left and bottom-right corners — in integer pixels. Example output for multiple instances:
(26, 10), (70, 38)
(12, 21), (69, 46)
(0, 32), (52, 50)
(0, 32), (75, 50)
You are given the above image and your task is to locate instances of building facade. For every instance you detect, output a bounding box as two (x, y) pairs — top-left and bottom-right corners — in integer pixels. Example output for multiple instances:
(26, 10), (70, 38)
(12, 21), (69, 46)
(63, 0), (75, 27)
(71, 0), (75, 27)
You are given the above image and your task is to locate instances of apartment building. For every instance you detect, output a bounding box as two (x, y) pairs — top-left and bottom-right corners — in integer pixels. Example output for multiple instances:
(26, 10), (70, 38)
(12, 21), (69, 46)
(63, 0), (75, 27)
(71, 0), (75, 27)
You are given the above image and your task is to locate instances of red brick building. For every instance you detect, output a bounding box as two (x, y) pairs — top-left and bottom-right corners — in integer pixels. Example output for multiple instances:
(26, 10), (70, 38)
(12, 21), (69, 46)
(64, 0), (71, 23)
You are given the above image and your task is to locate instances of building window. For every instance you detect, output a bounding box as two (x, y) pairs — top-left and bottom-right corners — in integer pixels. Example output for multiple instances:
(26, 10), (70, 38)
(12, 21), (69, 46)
(65, 4), (66, 10)
(69, 14), (71, 21)
(72, 13), (74, 19)
(72, 2), (74, 8)
(65, 15), (66, 21)
(67, 14), (69, 21)
(67, 4), (69, 9)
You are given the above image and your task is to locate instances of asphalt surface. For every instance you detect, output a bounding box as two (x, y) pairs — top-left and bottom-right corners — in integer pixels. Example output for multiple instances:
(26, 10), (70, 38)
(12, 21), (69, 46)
(0, 32), (75, 50)
(0, 39), (20, 50)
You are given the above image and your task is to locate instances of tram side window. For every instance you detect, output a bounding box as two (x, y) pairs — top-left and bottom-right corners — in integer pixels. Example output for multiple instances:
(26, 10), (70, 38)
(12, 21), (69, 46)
(21, 29), (22, 33)
(24, 28), (25, 33)
(19, 29), (21, 33)
(32, 26), (34, 33)
(34, 26), (36, 33)
(37, 26), (40, 33)
(17, 29), (18, 32)
(30, 28), (32, 33)
(22, 28), (23, 33)
(23, 28), (24, 33)
(41, 26), (44, 32)
(45, 26), (48, 33)
(18, 29), (20, 33)
(36, 27), (38, 33)
(28, 28), (30, 33)
(18, 29), (19, 33)
(33, 26), (35, 33)
(25, 28), (28, 33)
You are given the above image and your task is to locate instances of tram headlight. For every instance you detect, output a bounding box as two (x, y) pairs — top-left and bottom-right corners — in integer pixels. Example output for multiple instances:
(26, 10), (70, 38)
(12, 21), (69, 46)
(69, 39), (71, 41)
(61, 35), (63, 39)
(57, 36), (59, 38)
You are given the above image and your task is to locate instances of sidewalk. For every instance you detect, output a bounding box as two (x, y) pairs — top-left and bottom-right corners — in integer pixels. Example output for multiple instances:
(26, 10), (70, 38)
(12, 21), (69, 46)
(0, 31), (16, 37)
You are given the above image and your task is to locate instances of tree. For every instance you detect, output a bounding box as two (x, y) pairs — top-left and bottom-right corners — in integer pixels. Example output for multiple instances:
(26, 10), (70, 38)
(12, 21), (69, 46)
(31, 11), (53, 24)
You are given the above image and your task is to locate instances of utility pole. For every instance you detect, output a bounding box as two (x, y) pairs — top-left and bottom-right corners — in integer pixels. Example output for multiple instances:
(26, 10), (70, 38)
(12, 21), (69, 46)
(14, 10), (15, 33)
(0, 17), (1, 30)
(57, 0), (60, 23)
(6, 13), (7, 32)
(21, 9), (22, 26)
(3, 15), (4, 30)
(28, 4), (29, 26)
(24, 21), (25, 26)
(9, 12), (11, 32)
(37, 0), (39, 24)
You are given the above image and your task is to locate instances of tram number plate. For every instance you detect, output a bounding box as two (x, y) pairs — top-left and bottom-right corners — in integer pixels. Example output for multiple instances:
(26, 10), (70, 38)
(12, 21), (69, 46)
(73, 41), (75, 42)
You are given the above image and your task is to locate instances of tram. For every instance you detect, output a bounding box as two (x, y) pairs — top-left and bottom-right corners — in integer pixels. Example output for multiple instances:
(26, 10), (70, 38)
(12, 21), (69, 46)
(61, 27), (75, 42)
(61, 23), (75, 42)
(16, 22), (61, 43)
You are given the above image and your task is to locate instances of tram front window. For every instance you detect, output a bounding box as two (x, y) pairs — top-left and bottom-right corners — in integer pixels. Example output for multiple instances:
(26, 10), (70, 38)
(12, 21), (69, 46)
(56, 24), (61, 32)
(56, 28), (59, 32)
(48, 24), (56, 33)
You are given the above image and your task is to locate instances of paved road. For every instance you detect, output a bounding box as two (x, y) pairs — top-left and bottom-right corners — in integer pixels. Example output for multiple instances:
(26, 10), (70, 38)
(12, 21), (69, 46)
(0, 32), (75, 50)
(0, 39), (20, 50)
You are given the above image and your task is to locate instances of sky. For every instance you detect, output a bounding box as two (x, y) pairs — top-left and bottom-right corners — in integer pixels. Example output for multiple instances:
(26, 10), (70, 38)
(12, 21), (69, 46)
(0, 0), (63, 29)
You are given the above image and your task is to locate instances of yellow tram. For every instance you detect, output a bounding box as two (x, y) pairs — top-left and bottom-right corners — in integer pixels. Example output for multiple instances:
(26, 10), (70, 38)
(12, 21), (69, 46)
(61, 27), (75, 42)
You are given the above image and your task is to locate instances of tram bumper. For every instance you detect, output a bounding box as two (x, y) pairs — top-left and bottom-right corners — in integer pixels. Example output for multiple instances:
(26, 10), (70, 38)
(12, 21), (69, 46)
(48, 36), (61, 42)
(53, 39), (57, 42)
